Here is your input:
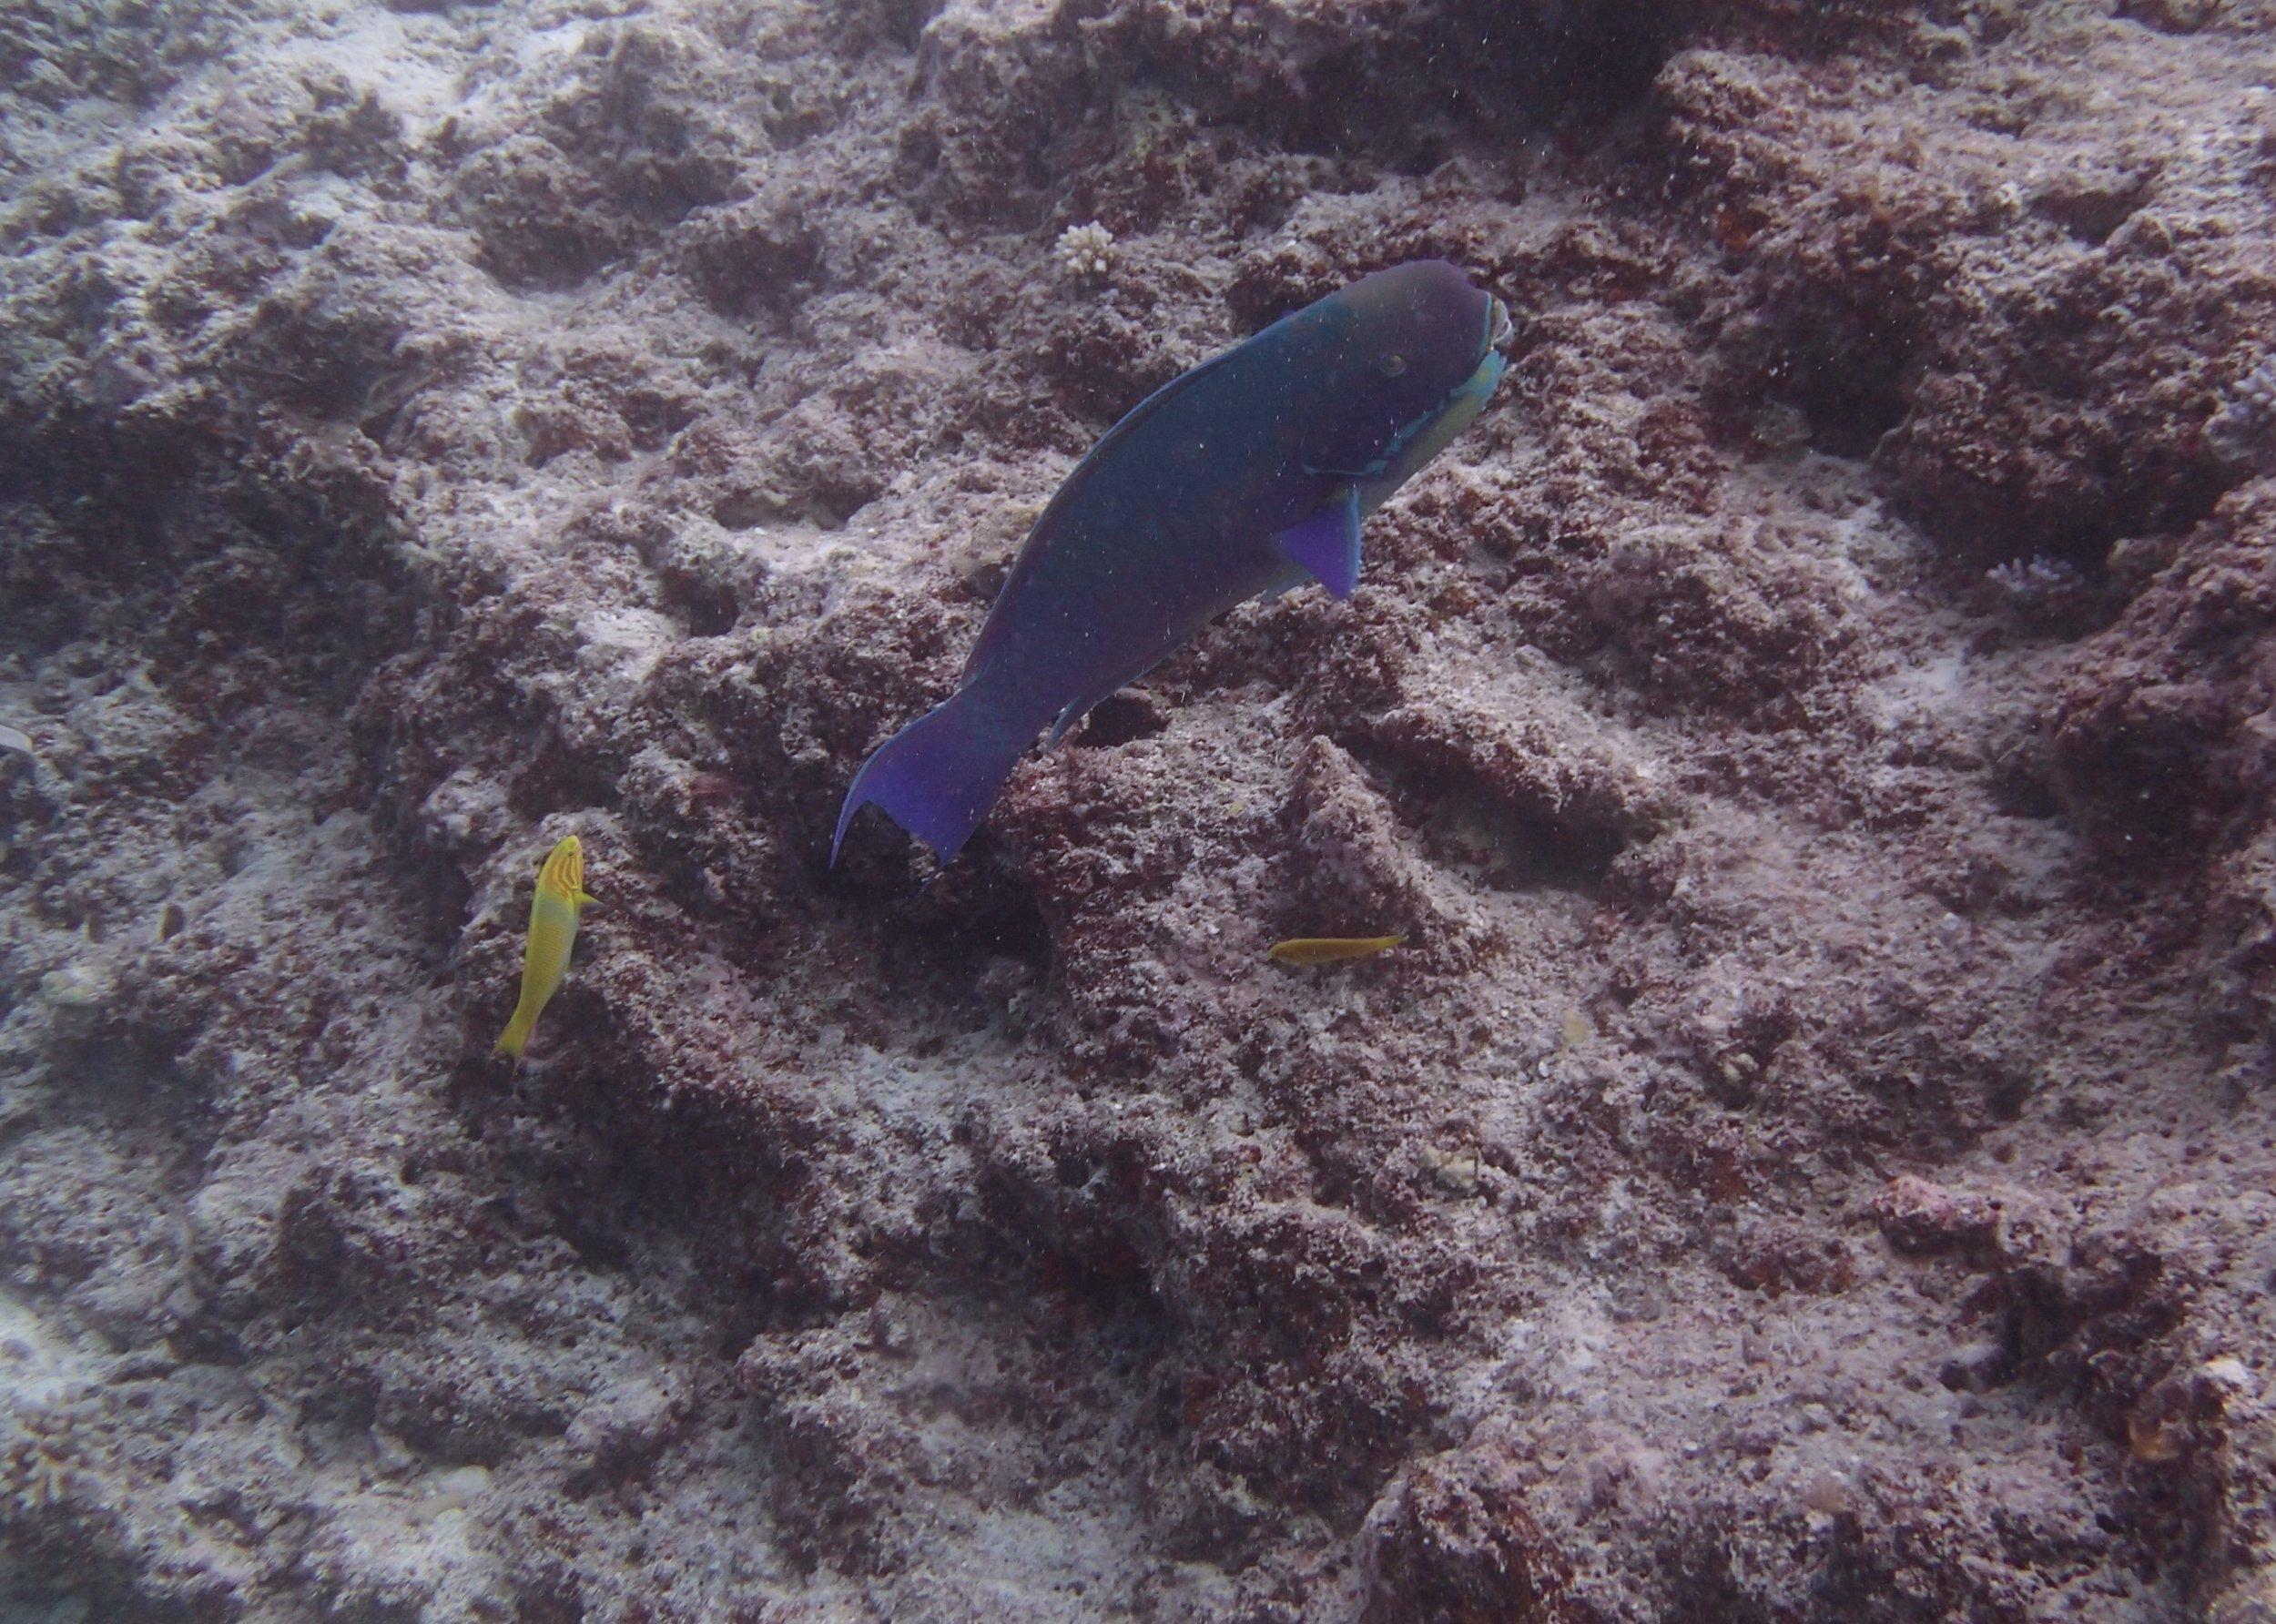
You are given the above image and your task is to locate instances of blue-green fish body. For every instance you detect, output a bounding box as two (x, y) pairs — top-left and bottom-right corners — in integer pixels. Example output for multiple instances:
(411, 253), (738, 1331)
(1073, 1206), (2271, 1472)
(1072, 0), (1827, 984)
(835, 259), (1509, 864)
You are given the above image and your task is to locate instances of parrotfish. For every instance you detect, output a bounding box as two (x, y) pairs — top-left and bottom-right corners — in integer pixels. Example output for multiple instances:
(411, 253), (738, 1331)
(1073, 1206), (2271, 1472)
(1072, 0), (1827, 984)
(494, 835), (594, 1059)
(1266, 934), (1406, 966)
(833, 259), (1511, 866)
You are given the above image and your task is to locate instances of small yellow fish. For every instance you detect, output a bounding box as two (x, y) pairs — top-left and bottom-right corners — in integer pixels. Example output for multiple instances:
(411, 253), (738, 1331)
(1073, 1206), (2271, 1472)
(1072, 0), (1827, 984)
(494, 836), (595, 1058)
(1266, 934), (1404, 966)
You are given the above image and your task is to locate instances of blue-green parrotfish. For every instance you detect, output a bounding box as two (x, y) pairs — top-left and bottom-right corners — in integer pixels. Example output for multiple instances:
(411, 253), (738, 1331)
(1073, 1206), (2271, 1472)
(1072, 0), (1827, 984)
(833, 259), (1511, 866)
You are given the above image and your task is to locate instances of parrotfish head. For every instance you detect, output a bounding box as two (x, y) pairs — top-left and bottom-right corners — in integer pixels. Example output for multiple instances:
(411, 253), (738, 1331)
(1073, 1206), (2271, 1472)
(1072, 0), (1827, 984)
(1285, 259), (1511, 485)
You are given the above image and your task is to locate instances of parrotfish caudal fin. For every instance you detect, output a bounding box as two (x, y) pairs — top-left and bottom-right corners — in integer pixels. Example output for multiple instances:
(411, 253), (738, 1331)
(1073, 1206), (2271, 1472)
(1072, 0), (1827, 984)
(831, 683), (1032, 867)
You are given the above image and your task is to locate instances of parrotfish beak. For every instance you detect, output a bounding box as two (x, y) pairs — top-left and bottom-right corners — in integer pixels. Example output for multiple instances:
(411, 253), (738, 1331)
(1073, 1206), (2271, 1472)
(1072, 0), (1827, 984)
(1488, 296), (1514, 355)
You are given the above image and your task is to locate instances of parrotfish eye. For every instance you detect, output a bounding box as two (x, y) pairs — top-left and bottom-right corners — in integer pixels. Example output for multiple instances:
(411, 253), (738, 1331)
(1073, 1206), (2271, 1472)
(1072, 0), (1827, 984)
(1378, 350), (1407, 377)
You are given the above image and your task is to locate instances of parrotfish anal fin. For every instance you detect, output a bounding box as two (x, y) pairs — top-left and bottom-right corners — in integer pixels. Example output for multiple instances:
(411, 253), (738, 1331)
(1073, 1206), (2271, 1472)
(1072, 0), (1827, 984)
(1047, 693), (1091, 749)
(1044, 628), (1186, 747)
(1273, 487), (1362, 600)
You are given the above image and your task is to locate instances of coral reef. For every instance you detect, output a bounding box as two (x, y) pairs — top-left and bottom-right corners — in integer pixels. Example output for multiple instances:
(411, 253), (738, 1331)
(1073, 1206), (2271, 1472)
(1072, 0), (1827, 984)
(5, 0), (2276, 1619)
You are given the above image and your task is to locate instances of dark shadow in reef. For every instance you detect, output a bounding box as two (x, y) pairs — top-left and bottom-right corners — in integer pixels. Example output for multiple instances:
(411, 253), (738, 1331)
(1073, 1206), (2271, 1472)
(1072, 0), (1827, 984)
(1345, 736), (1632, 895)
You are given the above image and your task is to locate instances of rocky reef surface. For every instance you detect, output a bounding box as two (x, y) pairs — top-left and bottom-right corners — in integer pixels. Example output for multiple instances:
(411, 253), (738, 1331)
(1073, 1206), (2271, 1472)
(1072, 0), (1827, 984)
(5, 0), (2276, 1618)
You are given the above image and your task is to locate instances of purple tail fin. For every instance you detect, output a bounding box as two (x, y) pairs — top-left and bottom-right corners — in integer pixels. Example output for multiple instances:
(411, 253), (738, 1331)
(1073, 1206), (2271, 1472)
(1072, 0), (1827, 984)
(831, 685), (1031, 866)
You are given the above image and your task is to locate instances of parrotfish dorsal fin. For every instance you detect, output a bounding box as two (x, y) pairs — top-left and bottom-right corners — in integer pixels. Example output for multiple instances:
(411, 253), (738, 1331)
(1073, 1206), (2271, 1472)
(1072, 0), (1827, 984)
(1273, 488), (1363, 600)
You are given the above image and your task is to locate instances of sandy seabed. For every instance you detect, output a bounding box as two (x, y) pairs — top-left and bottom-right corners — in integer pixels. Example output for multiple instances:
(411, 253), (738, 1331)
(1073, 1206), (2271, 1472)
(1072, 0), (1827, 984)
(5, 0), (2276, 1619)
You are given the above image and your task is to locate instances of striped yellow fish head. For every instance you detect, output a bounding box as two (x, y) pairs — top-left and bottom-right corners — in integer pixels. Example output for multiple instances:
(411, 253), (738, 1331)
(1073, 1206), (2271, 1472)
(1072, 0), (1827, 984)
(535, 836), (596, 906)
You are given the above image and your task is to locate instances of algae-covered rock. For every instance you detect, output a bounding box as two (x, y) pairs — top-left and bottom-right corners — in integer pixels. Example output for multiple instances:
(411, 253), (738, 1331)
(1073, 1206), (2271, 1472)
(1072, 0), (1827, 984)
(5, 0), (2276, 1619)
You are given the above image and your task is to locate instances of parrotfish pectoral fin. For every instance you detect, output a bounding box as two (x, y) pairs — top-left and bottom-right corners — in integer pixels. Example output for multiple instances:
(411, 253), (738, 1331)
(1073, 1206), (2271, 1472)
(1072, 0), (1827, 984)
(831, 685), (1031, 867)
(1273, 487), (1363, 599)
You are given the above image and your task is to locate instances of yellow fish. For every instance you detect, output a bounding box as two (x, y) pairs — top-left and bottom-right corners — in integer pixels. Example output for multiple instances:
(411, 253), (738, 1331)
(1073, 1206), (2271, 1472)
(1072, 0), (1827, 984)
(494, 836), (595, 1058)
(1266, 934), (1404, 966)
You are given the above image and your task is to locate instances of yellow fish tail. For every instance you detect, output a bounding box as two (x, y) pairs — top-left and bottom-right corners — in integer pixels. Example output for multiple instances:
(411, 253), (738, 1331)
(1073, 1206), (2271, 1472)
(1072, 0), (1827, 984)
(493, 1003), (539, 1058)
